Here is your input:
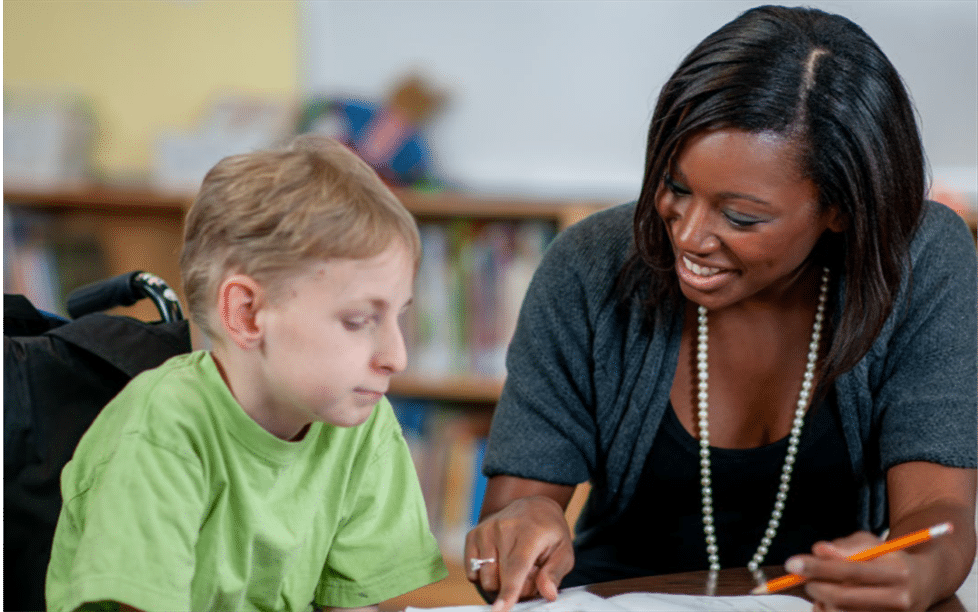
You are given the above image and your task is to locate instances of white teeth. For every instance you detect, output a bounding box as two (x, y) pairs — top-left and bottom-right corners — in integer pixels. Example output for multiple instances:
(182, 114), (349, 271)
(683, 256), (721, 277)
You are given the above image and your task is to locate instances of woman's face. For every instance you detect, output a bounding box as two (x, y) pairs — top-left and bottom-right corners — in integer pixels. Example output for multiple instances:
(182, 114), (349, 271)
(655, 128), (842, 311)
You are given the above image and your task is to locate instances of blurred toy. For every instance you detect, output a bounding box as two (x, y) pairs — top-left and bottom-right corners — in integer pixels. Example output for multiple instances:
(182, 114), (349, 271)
(298, 74), (447, 187)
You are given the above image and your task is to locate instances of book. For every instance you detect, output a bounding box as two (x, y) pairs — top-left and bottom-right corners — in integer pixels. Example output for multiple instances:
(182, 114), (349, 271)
(405, 587), (811, 611)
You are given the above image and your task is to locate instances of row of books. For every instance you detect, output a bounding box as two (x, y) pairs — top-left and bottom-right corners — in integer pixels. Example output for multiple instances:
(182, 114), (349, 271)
(3, 208), (558, 379)
(3, 207), (108, 316)
(390, 397), (492, 562)
(407, 218), (556, 378)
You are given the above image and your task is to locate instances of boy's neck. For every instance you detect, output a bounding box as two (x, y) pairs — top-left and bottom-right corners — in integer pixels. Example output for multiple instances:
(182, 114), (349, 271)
(209, 349), (311, 442)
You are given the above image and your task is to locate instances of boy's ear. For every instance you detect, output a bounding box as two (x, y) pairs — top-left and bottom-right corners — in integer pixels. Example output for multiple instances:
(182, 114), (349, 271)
(217, 274), (266, 350)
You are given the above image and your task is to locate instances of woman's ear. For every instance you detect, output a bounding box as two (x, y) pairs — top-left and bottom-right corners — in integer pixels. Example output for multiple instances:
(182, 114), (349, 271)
(826, 205), (848, 233)
(217, 274), (266, 350)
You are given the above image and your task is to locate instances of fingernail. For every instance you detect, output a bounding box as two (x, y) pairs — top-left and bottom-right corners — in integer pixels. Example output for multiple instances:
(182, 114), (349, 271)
(786, 558), (804, 575)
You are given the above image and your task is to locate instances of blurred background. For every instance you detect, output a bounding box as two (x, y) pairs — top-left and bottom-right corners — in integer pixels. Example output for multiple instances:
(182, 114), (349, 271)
(4, 0), (976, 203)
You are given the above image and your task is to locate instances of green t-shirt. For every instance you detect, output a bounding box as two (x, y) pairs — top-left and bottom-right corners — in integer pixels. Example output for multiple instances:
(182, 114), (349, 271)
(46, 351), (446, 612)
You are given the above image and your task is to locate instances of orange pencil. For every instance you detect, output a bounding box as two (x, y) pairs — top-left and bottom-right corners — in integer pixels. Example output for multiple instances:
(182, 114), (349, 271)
(752, 522), (954, 595)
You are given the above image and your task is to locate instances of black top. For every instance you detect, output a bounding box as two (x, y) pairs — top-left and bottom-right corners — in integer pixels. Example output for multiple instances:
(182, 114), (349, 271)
(565, 394), (859, 586)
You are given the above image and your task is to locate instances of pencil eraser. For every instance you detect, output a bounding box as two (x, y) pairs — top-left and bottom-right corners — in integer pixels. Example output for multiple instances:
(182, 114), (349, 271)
(930, 522), (953, 537)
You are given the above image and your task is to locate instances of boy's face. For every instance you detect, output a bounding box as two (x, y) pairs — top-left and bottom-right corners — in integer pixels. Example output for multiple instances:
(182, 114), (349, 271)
(254, 240), (414, 436)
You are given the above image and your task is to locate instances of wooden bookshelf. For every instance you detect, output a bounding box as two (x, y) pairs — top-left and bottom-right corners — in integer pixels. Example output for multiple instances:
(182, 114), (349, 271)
(4, 184), (608, 403)
(391, 374), (504, 404)
(398, 189), (602, 231)
(4, 186), (190, 326)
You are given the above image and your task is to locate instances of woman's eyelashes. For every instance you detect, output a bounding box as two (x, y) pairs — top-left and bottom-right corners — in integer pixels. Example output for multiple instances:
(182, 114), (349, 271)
(664, 173), (690, 196)
(664, 173), (765, 228)
(722, 210), (764, 227)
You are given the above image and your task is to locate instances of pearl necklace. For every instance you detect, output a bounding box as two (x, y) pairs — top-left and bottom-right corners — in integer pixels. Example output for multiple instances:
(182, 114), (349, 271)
(696, 267), (830, 572)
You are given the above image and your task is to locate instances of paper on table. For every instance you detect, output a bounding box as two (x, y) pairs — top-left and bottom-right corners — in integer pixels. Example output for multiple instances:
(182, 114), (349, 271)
(603, 591), (811, 611)
(404, 587), (811, 612)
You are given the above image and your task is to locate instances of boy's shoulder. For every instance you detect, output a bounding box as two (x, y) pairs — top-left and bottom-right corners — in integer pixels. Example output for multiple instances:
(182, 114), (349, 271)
(71, 351), (225, 463)
(116, 350), (224, 424)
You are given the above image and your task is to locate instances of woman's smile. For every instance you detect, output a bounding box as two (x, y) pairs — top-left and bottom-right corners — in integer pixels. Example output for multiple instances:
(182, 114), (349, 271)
(677, 255), (734, 292)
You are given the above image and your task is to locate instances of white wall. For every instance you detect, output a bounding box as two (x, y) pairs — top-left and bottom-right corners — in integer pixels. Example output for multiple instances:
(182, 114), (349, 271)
(299, 0), (977, 203)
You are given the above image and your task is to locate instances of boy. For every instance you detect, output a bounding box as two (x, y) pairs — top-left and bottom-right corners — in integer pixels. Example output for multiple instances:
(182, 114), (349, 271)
(46, 136), (448, 611)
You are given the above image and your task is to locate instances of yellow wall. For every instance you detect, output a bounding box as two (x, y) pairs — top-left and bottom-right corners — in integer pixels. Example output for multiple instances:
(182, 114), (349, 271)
(3, 0), (298, 179)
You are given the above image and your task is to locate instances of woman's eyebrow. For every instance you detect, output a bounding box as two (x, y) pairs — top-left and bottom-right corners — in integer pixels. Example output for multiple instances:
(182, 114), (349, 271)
(673, 164), (773, 207)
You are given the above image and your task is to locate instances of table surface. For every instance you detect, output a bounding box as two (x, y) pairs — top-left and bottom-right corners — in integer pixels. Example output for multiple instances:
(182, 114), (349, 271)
(586, 562), (977, 612)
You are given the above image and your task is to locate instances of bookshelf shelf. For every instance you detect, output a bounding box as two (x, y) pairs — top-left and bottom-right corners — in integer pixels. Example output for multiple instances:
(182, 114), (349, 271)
(4, 186), (192, 213)
(5, 186), (605, 227)
(391, 374), (505, 404)
(398, 189), (604, 230)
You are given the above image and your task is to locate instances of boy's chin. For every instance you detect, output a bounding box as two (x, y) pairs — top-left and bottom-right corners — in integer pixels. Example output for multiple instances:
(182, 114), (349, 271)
(322, 405), (376, 428)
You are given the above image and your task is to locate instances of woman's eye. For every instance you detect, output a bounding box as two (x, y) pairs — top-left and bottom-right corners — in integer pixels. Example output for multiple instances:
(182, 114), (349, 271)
(664, 174), (690, 196)
(723, 210), (762, 227)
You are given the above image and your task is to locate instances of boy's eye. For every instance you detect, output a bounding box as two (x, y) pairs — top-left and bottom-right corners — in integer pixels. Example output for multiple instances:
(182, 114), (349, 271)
(342, 317), (369, 331)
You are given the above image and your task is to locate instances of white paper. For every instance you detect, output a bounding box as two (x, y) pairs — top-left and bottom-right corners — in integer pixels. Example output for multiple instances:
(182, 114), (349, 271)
(404, 587), (811, 612)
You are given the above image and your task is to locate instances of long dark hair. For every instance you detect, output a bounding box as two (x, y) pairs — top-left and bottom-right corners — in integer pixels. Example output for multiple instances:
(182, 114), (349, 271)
(621, 5), (926, 393)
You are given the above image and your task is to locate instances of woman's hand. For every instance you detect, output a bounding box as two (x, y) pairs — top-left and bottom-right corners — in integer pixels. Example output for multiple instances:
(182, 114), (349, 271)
(786, 531), (919, 612)
(785, 462), (976, 612)
(464, 476), (577, 612)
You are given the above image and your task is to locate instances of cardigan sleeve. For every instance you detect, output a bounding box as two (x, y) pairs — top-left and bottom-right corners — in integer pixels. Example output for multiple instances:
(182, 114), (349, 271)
(875, 201), (978, 470)
(482, 205), (636, 486)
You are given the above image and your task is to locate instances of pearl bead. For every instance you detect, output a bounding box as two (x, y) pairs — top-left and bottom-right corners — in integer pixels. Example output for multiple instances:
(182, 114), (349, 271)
(695, 267), (829, 571)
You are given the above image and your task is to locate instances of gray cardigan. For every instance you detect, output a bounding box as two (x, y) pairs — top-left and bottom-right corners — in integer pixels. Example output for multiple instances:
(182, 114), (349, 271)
(484, 200), (977, 547)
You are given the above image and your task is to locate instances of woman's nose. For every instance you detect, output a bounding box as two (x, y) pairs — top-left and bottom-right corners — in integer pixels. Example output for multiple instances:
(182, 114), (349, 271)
(671, 200), (720, 253)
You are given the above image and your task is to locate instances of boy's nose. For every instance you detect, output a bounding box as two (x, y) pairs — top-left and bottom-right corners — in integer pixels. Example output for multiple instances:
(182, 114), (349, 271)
(374, 323), (408, 375)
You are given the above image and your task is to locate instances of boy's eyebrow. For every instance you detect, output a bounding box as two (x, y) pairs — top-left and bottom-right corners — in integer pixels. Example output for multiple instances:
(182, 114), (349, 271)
(351, 297), (414, 311)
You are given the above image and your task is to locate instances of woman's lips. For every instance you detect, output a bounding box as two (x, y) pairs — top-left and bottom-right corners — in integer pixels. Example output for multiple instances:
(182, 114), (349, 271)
(677, 255), (734, 291)
(683, 256), (720, 277)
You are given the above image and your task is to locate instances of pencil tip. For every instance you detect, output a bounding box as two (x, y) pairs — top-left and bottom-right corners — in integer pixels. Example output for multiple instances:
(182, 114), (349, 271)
(751, 585), (768, 595)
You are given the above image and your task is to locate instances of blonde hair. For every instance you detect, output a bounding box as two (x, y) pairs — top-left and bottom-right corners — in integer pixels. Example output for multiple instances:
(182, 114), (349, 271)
(180, 135), (421, 340)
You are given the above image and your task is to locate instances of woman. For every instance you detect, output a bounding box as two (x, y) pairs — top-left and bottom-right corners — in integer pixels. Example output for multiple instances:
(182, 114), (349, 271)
(465, 5), (977, 612)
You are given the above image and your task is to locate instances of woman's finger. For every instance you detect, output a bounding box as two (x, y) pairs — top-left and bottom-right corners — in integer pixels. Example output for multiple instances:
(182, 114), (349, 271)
(793, 555), (909, 586)
(491, 552), (539, 612)
(535, 538), (575, 601)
